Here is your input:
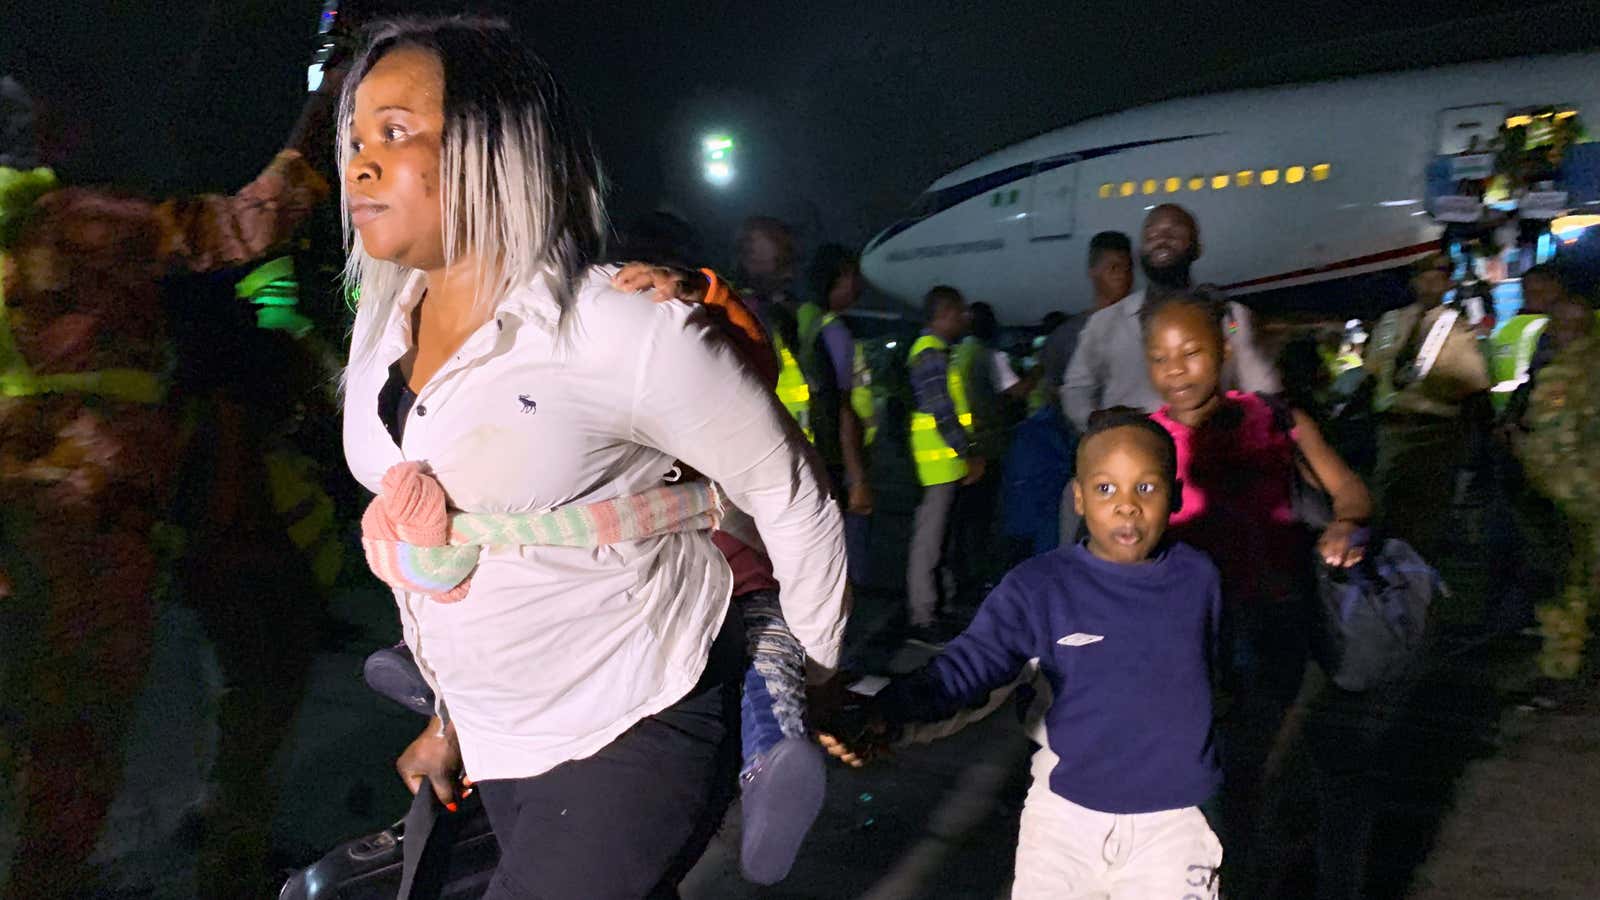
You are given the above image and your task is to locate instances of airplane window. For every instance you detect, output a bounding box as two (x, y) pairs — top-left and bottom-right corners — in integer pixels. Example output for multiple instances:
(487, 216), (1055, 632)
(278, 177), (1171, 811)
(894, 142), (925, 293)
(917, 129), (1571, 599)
(1142, 179), (1158, 195)
(1187, 176), (1205, 191)
(1312, 163), (1331, 181)
(1237, 170), (1255, 187)
(1165, 177), (1181, 193)
(1120, 181), (1136, 197)
(1211, 174), (1229, 189)
(1286, 166), (1306, 184)
(1505, 108), (1577, 128)
(1262, 169), (1281, 186)
(1099, 183), (1113, 199)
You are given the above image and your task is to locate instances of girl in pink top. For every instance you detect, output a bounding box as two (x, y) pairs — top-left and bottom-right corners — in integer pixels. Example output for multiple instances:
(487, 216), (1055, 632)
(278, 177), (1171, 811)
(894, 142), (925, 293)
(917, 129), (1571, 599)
(1140, 285), (1371, 891)
(1142, 287), (1371, 599)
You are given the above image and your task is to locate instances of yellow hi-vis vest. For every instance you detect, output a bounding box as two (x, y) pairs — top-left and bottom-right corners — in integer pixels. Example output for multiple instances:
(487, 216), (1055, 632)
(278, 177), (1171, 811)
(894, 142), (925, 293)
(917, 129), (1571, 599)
(907, 333), (972, 486)
(773, 330), (813, 442)
(1489, 313), (1549, 411)
(811, 310), (878, 447)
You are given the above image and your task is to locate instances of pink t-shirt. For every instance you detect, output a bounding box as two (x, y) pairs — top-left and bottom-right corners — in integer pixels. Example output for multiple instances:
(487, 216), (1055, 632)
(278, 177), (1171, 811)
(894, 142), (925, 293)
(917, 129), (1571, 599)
(1151, 391), (1309, 605)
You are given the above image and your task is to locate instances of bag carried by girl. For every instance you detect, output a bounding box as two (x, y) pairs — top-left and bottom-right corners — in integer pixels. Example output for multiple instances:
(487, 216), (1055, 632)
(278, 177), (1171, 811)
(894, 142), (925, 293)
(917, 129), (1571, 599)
(1263, 393), (1440, 691)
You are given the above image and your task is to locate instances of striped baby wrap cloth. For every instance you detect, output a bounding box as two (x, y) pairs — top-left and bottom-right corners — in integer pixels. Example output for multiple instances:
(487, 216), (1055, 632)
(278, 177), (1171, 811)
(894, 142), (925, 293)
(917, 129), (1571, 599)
(362, 461), (726, 601)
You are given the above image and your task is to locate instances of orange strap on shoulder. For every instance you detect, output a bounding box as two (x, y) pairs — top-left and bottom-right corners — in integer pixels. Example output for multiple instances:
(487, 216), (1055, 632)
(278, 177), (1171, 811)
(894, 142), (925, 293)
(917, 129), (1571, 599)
(699, 268), (778, 388)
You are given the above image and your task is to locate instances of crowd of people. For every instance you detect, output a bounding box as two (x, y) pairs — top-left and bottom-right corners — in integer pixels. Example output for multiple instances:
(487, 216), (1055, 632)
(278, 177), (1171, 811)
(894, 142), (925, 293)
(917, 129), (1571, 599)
(1, 11), (1596, 900)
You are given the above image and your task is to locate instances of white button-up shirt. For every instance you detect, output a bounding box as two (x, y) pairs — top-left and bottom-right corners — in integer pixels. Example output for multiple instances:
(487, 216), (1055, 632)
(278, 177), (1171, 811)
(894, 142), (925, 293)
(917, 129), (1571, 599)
(343, 268), (848, 781)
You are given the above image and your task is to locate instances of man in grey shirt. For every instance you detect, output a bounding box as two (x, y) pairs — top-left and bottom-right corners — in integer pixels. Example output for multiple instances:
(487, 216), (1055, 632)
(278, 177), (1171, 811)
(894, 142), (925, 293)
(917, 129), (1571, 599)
(1061, 204), (1279, 430)
(1032, 231), (1134, 410)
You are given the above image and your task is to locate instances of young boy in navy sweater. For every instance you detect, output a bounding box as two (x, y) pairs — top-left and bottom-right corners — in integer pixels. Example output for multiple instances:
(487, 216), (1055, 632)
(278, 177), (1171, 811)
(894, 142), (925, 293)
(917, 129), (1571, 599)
(825, 407), (1224, 899)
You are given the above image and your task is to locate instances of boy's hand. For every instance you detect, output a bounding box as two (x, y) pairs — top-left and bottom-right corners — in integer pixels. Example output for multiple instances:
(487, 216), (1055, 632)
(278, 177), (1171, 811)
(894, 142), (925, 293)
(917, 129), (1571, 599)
(611, 263), (709, 303)
(816, 720), (890, 768)
(810, 677), (893, 767)
(817, 730), (869, 767)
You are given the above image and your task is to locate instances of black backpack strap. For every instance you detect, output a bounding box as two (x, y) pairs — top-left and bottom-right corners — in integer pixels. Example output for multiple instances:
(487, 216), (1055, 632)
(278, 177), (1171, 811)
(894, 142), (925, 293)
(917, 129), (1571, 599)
(1257, 390), (1298, 438)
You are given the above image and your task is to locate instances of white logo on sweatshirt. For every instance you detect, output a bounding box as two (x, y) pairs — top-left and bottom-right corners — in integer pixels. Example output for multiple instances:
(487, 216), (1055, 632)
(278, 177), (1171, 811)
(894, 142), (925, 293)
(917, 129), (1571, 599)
(1057, 633), (1105, 647)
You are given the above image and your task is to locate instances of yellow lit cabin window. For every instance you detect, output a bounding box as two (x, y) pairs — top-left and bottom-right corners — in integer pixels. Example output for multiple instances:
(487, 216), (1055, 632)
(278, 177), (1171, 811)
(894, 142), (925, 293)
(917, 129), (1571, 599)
(1164, 176), (1181, 193)
(1120, 181), (1135, 197)
(1312, 163), (1330, 181)
(1099, 183), (1113, 199)
(1187, 176), (1204, 191)
(1236, 170), (1254, 186)
(1286, 166), (1306, 184)
(1261, 169), (1280, 185)
(1142, 179), (1158, 195)
(1507, 108), (1579, 128)
(1211, 174), (1229, 189)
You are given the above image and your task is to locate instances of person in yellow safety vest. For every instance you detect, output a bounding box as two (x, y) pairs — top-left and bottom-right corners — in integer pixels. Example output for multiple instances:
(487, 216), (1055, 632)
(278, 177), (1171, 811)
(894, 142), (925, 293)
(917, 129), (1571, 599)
(951, 301), (1031, 594)
(904, 286), (980, 646)
(734, 217), (812, 440)
(1504, 262), (1596, 428)
(0, 66), (334, 897)
(1491, 313), (1550, 412)
(800, 245), (876, 496)
(1493, 261), (1573, 415)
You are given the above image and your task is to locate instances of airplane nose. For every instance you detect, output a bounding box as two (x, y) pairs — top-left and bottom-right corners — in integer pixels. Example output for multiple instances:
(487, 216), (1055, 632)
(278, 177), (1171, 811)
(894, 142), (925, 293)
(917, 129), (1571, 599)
(860, 233), (892, 290)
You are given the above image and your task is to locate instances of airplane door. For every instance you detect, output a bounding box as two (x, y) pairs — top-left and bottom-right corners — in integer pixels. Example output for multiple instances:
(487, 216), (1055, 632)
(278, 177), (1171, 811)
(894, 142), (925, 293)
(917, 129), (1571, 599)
(1028, 157), (1077, 240)
(1437, 104), (1505, 155)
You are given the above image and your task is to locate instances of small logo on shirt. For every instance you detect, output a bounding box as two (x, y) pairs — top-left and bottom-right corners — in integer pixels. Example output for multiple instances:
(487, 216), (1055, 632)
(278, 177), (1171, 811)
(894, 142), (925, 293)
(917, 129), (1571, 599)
(517, 395), (537, 414)
(1057, 633), (1104, 647)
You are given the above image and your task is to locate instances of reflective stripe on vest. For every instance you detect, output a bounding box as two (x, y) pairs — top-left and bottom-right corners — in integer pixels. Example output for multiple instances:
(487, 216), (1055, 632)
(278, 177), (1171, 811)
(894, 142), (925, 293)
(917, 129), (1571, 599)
(773, 332), (813, 442)
(0, 252), (165, 403)
(907, 333), (972, 486)
(1489, 314), (1550, 402)
(817, 310), (878, 446)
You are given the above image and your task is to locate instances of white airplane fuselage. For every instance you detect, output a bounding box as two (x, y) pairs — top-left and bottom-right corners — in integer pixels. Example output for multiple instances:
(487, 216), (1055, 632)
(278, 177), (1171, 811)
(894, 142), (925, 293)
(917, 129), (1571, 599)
(860, 54), (1600, 323)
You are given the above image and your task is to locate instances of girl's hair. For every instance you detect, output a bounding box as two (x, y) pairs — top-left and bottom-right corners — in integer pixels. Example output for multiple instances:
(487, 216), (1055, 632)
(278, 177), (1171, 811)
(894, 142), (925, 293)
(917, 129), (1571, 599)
(808, 242), (858, 301)
(1078, 406), (1178, 490)
(969, 301), (999, 342)
(338, 16), (607, 369)
(1138, 284), (1230, 340)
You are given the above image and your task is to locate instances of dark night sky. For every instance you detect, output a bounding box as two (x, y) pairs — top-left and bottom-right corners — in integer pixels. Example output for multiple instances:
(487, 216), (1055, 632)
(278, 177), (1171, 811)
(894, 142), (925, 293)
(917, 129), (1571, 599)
(5, 0), (1600, 265)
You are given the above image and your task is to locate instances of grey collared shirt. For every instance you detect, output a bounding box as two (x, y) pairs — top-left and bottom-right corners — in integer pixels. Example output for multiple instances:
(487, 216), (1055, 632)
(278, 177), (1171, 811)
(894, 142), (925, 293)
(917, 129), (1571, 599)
(1061, 289), (1280, 429)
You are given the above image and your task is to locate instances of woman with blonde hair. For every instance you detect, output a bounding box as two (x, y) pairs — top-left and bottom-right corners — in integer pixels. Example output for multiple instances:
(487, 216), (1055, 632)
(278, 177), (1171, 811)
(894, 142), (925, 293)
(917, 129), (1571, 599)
(337, 17), (847, 897)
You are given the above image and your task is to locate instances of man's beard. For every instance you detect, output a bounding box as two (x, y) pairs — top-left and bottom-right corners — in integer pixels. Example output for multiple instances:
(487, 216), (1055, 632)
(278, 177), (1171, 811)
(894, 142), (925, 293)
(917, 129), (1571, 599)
(1140, 253), (1193, 290)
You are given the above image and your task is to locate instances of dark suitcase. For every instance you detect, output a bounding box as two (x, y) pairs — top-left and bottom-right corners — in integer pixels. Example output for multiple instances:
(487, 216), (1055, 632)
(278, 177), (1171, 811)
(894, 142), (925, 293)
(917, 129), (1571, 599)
(280, 645), (499, 899)
(278, 777), (499, 899)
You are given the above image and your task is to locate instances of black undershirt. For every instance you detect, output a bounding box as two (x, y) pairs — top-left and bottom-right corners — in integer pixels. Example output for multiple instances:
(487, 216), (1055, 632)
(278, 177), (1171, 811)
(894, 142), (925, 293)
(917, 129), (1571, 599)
(377, 361), (417, 445)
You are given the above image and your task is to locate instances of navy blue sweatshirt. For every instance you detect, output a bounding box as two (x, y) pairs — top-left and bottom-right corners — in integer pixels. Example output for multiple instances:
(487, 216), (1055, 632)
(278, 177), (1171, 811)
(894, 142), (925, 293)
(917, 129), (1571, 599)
(879, 541), (1222, 814)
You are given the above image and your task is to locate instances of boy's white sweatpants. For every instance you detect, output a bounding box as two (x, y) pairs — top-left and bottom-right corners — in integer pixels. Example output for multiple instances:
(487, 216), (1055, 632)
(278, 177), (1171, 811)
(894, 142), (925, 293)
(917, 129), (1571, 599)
(1011, 747), (1223, 900)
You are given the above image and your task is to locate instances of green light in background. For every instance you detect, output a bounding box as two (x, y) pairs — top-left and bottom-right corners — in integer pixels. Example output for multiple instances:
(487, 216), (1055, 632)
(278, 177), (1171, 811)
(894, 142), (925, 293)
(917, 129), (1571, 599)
(237, 255), (311, 334)
(702, 134), (736, 187)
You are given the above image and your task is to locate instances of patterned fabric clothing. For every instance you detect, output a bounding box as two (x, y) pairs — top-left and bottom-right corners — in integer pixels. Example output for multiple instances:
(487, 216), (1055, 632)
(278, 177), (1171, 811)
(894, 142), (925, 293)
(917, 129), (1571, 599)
(1519, 334), (1600, 679)
(738, 589), (809, 769)
(0, 150), (326, 898)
